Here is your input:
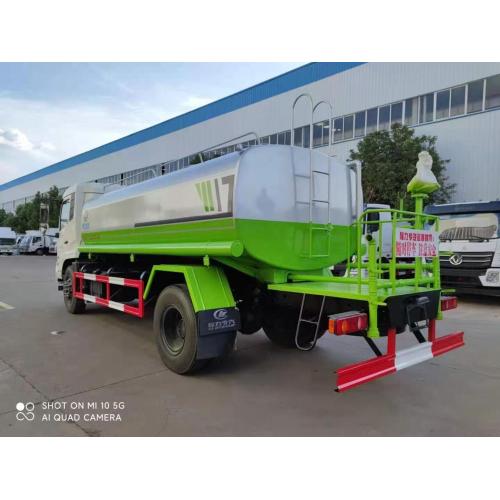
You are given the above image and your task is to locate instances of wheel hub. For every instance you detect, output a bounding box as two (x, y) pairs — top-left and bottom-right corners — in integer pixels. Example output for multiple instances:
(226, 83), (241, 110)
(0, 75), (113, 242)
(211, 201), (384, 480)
(161, 307), (186, 355)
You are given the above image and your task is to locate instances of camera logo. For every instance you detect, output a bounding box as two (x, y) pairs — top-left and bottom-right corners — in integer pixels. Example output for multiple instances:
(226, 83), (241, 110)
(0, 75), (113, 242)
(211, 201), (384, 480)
(16, 402), (35, 421)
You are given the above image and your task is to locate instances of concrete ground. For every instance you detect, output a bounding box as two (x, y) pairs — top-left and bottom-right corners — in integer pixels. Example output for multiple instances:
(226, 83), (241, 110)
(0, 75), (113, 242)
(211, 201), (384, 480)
(0, 255), (499, 436)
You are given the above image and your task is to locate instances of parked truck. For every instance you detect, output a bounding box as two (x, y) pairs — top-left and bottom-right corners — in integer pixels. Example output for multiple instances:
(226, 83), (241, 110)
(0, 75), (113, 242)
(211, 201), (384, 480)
(0, 227), (17, 255)
(426, 201), (500, 296)
(332, 203), (392, 277)
(56, 145), (464, 391)
(18, 229), (58, 255)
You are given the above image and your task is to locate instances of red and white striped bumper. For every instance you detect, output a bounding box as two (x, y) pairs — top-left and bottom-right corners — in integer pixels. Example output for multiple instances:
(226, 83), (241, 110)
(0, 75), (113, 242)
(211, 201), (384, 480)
(336, 322), (464, 392)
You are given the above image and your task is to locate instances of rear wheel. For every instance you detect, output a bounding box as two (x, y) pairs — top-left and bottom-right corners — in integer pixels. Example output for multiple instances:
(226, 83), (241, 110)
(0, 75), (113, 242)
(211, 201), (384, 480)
(63, 267), (86, 314)
(154, 284), (207, 374)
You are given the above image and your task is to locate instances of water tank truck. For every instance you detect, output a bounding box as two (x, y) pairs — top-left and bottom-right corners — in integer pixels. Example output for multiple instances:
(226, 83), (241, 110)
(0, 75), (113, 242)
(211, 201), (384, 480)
(56, 145), (464, 391)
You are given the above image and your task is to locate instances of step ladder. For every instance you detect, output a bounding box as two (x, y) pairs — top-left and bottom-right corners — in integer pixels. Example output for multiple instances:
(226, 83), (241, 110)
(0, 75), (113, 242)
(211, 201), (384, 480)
(290, 93), (333, 258)
(295, 294), (326, 351)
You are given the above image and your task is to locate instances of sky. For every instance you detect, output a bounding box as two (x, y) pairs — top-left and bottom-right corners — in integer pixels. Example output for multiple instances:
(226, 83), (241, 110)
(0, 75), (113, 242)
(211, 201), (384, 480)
(0, 62), (302, 184)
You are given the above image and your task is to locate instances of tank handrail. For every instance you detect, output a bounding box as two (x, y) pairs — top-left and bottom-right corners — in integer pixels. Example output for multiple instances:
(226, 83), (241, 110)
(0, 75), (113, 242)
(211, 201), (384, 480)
(358, 207), (439, 223)
(103, 167), (159, 190)
(197, 132), (261, 161)
(291, 93), (314, 146)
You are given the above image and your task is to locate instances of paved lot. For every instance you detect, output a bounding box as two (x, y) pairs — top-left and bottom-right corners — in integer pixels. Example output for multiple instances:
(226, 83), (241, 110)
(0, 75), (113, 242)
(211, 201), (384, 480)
(0, 255), (499, 436)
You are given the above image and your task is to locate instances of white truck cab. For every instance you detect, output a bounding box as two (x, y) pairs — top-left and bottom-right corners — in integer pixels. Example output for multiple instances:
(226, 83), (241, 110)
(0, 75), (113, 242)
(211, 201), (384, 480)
(363, 203), (393, 258)
(332, 203), (392, 276)
(18, 232), (48, 255)
(56, 182), (106, 281)
(426, 201), (500, 295)
(0, 227), (16, 255)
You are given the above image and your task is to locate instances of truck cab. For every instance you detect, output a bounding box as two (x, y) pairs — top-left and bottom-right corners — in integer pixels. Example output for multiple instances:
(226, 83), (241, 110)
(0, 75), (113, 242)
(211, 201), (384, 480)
(332, 203), (392, 276)
(56, 182), (105, 281)
(426, 201), (500, 295)
(0, 227), (16, 255)
(18, 232), (49, 255)
(363, 203), (393, 258)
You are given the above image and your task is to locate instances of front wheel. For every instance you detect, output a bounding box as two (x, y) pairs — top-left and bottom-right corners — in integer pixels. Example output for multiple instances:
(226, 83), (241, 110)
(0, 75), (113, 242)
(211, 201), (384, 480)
(154, 284), (207, 374)
(63, 267), (86, 314)
(36, 248), (44, 256)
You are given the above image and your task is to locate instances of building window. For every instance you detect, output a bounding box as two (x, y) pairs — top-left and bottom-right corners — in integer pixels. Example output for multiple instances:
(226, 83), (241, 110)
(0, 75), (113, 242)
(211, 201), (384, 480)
(313, 122), (323, 147)
(260, 136), (269, 144)
(485, 74), (500, 110)
(391, 102), (403, 125)
(405, 97), (418, 125)
(278, 131), (286, 145)
(366, 108), (378, 134)
(355, 111), (365, 137)
(269, 134), (278, 144)
(450, 86), (466, 116)
(293, 128), (302, 146)
(436, 89), (450, 120)
(419, 93), (434, 123)
(321, 121), (329, 145)
(333, 118), (343, 142)
(303, 125), (310, 148)
(293, 125), (310, 147)
(343, 115), (354, 140)
(467, 79), (484, 113)
(378, 105), (390, 130)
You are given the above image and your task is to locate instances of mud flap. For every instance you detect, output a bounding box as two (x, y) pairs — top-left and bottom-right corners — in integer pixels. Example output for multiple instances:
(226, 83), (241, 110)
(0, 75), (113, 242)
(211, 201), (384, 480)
(196, 307), (240, 360)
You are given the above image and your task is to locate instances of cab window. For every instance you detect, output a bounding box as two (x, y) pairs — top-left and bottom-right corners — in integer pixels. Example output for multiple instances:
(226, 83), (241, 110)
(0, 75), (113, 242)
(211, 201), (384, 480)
(59, 194), (75, 229)
(364, 211), (380, 235)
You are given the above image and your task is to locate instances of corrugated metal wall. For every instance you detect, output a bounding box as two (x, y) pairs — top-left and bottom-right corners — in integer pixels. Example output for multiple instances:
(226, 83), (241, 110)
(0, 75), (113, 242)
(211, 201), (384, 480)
(1, 62), (500, 206)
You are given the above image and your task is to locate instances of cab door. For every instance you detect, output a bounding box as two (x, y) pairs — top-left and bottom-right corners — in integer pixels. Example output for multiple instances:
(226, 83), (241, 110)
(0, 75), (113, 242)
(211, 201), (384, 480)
(57, 192), (77, 266)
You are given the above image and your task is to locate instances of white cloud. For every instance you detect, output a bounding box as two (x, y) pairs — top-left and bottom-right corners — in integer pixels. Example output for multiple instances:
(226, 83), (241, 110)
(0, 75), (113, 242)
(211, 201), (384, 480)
(0, 128), (56, 156)
(0, 128), (35, 151)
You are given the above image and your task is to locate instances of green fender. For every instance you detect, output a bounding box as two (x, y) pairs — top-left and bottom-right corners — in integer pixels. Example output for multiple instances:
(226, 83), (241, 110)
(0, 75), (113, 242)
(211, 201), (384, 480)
(143, 264), (235, 312)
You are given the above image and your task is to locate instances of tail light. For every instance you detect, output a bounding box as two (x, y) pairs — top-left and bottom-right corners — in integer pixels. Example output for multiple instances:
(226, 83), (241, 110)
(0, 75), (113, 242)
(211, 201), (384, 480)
(441, 295), (458, 311)
(328, 312), (368, 335)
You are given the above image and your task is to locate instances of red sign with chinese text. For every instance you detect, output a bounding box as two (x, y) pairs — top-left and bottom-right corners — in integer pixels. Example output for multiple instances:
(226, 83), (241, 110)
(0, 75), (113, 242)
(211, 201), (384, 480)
(395, 228), (438, 258)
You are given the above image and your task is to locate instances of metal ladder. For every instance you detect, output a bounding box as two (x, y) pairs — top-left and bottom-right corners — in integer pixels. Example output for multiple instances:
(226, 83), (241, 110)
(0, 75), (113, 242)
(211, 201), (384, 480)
(291, 94), (334, 258)
(294, 294), (326, 351)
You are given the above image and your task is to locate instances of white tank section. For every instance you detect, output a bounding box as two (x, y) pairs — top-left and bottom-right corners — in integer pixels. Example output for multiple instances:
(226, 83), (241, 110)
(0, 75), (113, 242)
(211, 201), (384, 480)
(81, 145), (359, 233)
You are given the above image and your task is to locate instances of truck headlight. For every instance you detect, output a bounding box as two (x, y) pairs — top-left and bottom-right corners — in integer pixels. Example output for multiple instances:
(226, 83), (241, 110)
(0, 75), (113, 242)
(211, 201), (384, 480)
(486, 269), (500, 284)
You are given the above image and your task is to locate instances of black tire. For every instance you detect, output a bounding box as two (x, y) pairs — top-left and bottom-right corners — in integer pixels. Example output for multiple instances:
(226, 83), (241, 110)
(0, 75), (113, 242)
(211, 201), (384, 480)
(154, 284), (207, 374)
(63, 267), (86, 314)
(36, 248), (44, 256)
(262, 306), (326, 348)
